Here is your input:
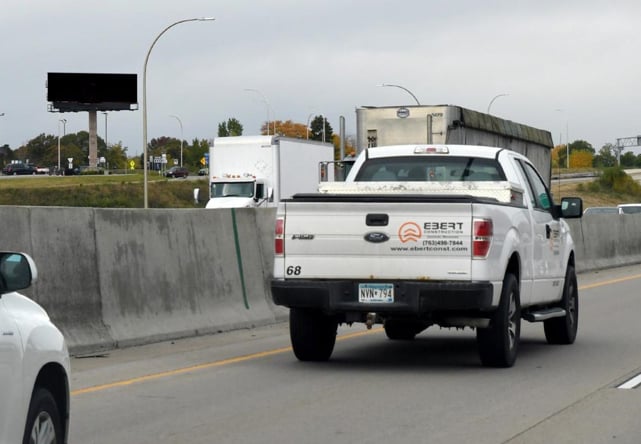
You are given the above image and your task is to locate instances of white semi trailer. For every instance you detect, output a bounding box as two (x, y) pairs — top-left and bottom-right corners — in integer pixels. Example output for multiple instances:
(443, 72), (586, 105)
(356, 105), (554, 185)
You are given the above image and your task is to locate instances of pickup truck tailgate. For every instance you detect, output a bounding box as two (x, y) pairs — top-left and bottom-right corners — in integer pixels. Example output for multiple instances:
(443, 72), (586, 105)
(278, 198), (474, 281)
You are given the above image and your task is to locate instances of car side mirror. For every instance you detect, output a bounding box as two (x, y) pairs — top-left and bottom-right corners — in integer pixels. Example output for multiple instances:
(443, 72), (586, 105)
(0, 252), (37, 294)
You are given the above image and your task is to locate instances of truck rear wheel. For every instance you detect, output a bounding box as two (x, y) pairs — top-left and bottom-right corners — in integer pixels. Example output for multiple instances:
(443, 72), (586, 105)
(544, 265), (578, 344)
(477, 273), (521, 367)
(289, 308), (338, 361)
(384, 320), (425, 340)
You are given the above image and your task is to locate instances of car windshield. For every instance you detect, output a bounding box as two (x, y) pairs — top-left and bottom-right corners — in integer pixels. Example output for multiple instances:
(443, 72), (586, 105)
(211, 182), (254, 198)
(354, 156), (505, 182)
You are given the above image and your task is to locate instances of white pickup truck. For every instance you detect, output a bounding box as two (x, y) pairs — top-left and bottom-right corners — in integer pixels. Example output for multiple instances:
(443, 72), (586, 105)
(271, 144), (583, 367)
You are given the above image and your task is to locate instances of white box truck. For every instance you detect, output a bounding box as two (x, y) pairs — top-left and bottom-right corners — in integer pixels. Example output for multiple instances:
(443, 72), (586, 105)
(205, 135), (335, 209)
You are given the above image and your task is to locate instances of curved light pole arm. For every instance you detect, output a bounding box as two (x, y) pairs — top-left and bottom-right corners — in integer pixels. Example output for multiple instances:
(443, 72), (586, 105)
(487, 93), (509, 114)
(306, 112), (315, 139)
(244, 88), (271, 135)
(378, 83), (420, 105)
(143, 17), (215, 208)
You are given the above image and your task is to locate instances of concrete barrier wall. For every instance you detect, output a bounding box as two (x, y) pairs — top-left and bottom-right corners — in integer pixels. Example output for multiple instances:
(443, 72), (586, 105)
(0, 206), (639, 355)
(1, 206), (285, 354)
(568, 215), (641, 273)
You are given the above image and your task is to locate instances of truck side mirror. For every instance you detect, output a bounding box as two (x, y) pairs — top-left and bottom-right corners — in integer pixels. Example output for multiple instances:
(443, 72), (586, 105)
(255, 183), (265, 201)
(193, 188), (200, 205)
(557, 197), (583, 219)
(267, 187), (274, 202)
(319, 162), (330, 182)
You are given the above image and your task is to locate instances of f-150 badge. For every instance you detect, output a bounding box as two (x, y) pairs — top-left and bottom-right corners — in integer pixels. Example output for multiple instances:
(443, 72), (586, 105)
(291, 234), (314, 240)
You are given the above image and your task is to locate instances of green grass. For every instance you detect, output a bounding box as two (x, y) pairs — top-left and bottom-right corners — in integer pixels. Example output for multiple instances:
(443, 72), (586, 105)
(0, 173), (209, 208)
(2, 168), (640, 209)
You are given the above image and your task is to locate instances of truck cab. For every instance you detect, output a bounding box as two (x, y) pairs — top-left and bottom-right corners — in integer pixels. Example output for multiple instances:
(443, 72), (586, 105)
(206, 174), (270, 209)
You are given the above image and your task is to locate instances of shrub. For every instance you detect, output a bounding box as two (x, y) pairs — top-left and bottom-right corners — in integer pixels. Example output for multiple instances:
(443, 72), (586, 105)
(596, 167), (641, 195)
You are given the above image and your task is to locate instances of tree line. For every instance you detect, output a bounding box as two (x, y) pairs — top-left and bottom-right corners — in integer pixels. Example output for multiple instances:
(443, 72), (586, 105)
(0, 115), (356, 171)
(552, 140), (641, 169)
(0, 131), (210, 172)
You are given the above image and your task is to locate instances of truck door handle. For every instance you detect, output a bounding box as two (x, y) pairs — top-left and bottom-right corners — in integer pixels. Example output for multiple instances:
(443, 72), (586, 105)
(366, 213), (389, 226)
(546, 224), (551, 239)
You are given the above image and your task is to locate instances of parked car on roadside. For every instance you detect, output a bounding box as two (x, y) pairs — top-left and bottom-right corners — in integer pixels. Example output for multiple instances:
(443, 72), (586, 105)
(583, 206), (620, 215)
(2, 163), (36, 175)
(198, 167), (209, 176)
(617, 203), (641, 214)
(165, 166), (189, 178)
(0, 251), (70, 444)
(34, 165), (50, 175)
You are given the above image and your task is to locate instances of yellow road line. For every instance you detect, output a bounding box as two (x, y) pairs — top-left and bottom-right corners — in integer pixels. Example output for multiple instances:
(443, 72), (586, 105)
(579, 273), (641, 290)
(71, 328), (382, 396)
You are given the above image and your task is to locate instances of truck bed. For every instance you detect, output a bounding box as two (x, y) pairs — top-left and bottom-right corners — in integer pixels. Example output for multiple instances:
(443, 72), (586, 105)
(317, 180), (524, 205)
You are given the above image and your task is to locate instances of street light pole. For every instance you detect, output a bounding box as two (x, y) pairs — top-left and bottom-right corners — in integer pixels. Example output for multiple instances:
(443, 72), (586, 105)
(143, 17), (215, 209)
(377, 83), (420, 105)
(244, 88), (271, 135)
(306, 113), (314, 139)
(487, 93), (509, 114)
(555, 109), (570, 169)
(566, 121), (570, 169)
(169, 114), (184, 167)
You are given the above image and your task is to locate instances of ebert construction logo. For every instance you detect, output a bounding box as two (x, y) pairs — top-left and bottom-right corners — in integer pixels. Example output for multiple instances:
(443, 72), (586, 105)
(398, 222), (422, 243)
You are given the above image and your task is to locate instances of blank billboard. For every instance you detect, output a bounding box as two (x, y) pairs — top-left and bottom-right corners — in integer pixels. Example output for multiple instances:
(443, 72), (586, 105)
(47, 72), (137, 105)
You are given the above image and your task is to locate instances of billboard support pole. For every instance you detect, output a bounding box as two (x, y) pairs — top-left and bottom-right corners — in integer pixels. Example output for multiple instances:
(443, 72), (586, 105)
(88, 110), (98, 168)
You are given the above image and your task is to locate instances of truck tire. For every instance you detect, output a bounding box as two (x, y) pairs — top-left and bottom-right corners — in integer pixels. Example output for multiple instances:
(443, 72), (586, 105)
(477, 273), (521, 367)
(544, 265), (578, 344)
(290, 308), (338, 361)
(22, 387), (63, 444)
(384, 320), (425, 340)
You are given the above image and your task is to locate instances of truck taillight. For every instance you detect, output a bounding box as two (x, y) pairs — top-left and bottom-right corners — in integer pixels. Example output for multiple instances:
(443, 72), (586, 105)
(275, 217), (284, 255)
(473, 219), (492, 258)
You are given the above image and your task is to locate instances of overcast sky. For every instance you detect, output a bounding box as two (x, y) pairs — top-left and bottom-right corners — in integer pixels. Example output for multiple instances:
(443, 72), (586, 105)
(2, 0), (641, 157)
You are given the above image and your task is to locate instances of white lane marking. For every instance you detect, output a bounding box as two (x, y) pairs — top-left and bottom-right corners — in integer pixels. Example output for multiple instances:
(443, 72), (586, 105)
(617, 373), (641, 389)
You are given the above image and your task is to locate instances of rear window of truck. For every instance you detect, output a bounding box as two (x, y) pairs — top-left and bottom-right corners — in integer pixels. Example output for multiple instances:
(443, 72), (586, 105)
(355, 156), (505, 182)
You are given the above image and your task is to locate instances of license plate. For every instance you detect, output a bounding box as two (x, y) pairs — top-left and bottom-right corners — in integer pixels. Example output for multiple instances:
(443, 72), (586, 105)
(358, 283), (394, 303)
